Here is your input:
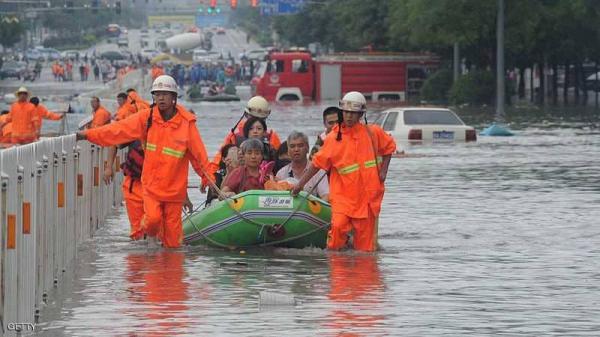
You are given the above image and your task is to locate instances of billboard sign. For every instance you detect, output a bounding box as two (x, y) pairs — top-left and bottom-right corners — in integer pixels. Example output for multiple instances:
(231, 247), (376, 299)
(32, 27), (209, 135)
(195, 14), (226, 28)
(260, 0), (305, 16)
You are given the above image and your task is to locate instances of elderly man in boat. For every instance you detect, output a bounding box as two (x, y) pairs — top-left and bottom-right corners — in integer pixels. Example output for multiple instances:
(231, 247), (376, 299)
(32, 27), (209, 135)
(276, 131), (329, 202)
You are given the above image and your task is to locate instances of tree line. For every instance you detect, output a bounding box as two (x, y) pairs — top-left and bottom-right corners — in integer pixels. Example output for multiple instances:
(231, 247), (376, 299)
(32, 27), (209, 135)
(267, 0), (600, 106)
(0, 0), (144, 51)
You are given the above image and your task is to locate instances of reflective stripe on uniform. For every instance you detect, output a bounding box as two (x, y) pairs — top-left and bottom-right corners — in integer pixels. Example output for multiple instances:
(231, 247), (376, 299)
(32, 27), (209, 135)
(162, 147), (185, 158)
(364, 160), (377, 168)
(145, 143), (157, 151)
(338, 163), (359, 175)
(341, 156), (383, 172)
(365, 156), (383, 168)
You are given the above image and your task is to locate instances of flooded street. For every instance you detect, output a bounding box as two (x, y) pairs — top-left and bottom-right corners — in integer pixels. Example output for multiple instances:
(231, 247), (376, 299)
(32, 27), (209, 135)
(34, 103), (600, 336)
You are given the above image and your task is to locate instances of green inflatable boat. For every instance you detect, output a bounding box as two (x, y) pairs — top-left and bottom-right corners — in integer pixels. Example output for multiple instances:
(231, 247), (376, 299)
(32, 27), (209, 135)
(183, 190), (331, 249)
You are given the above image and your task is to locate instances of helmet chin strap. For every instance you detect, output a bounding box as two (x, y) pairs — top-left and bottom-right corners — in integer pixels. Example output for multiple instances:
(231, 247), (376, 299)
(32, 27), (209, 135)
(336, 110), (343, 141)
(231, 112), (246, 135)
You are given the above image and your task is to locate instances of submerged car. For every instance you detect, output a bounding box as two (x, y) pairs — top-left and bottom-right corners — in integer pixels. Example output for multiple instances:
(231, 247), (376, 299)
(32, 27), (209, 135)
(374, 107), (477, 143)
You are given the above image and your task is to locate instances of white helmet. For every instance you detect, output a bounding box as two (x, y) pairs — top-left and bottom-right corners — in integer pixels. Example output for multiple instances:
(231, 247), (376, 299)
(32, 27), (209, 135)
(151, 75), (178, 94)
(245, 96), (270, 118)
(339, 91), (366, 113)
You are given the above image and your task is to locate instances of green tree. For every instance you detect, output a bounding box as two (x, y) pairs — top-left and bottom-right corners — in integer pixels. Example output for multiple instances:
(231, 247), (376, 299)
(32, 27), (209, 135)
(0, 17), (25, 48)
(251, 0), (600, 106)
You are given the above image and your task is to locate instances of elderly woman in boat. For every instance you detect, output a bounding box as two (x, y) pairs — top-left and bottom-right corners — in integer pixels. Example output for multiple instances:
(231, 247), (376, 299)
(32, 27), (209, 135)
(220, 138), (271, 198)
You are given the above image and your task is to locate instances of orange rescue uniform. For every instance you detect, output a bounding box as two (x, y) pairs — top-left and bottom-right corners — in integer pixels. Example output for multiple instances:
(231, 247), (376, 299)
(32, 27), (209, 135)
(85, 105), (211, 248)
(34, 104), (62, 136)
(0, 114), (12, 144)
(312, 123), (396, 252)
(90, 106), (112, 129)
(115, 103), (134, 121)
(151, 66), (165, 80)
(4, 101), (39, 144)
(128, 91), (151, 115)
(122, 176), (144, 239)
(114, 106), (145, 240)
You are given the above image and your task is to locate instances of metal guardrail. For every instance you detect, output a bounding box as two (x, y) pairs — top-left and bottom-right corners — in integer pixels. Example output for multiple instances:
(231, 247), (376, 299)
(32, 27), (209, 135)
(0, 135), (124, 336)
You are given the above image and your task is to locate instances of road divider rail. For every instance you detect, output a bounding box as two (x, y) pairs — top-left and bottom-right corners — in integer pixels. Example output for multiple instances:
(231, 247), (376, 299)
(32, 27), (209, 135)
(0, 135), (124, 336)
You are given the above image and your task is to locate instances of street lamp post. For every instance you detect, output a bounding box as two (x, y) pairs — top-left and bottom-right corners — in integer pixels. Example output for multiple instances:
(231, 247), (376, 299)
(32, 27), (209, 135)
(496, 0), (505, 120)
(480, 0), (514, 137)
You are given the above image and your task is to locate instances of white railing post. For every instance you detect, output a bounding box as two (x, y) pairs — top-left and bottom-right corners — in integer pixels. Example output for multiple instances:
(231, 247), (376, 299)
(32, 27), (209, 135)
(1, 148), (18, 337)
(0, 136), (124, 333)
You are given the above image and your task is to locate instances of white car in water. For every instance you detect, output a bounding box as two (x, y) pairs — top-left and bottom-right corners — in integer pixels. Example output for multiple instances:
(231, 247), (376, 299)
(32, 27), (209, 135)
(374, 107), (477, 143)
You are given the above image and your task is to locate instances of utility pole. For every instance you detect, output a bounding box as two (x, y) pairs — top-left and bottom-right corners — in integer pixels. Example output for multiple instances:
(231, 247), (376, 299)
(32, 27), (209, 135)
(453, 42), (460, 83)
(481, 0), (513, 136)
(496, 0), (505, 120)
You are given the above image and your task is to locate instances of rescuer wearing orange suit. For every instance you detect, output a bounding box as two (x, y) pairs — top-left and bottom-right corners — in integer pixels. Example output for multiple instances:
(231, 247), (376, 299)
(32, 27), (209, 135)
(30, 96), (64, 138)
(89, 96), (112, 129)
(292, 91), (396, 252)
(103, 92), (146, 240)
(0, 110), (12, 144)
(151, 65), (164, 80)
(0, 87), (40, 144)
(202, 96), (281, 191)
(126, 88), (151, 115)
(114, 92), (132, 120)
(77, 75), (212, 248)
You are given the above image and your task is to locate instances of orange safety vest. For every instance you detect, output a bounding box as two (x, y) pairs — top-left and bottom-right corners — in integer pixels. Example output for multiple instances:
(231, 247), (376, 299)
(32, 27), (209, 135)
(85, 105), (210, 203)
(312, 123), (396, 218)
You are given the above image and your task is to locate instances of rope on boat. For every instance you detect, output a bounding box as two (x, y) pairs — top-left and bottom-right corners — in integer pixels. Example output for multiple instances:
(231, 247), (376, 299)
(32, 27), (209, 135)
(188, 165), (329, 247)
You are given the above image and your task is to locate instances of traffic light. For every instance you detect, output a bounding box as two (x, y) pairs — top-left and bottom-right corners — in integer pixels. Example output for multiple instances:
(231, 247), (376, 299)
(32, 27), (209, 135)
(230, 0), (237, 9)
(91, 0), (99, 14)
(207, 6), (213, 14)
(250, 0), (258, 8)
(216, 7), (221, 13)
(210, 0), (217, 8)
(115, 1), (121, 15)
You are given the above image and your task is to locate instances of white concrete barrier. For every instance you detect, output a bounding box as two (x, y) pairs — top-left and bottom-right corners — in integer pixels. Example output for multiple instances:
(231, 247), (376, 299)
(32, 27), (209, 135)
(0, 136), (124, 336)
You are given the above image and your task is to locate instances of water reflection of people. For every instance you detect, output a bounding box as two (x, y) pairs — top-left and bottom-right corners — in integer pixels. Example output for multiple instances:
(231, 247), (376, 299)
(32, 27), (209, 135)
(326, 254), (386, 336)
(125, 251), (190, 337)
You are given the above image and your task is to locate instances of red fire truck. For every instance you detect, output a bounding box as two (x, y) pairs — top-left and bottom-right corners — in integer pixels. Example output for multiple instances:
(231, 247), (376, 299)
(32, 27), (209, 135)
(252, 51), (440, 102)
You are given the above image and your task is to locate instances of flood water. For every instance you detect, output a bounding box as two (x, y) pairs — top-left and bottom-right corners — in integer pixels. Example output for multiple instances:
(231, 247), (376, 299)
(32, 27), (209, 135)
(34, 102), (600, 336)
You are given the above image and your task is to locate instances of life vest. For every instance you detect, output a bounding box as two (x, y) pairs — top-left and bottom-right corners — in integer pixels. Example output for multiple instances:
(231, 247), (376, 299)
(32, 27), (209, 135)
(119, 108), (153, 192)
